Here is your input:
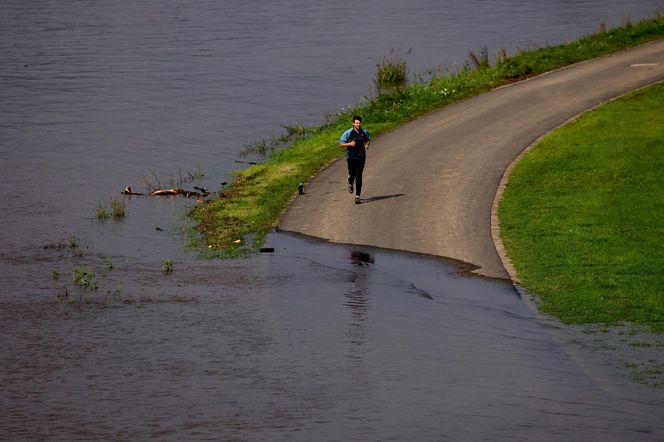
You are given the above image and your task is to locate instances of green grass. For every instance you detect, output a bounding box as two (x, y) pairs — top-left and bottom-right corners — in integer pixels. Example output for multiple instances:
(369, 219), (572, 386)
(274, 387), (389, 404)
(191, 13), (664, 256)
(499, 82), (664, 331)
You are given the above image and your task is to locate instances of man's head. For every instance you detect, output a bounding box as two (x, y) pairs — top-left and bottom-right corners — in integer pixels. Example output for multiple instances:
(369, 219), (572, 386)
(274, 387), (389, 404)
(352, 115), (362, 130)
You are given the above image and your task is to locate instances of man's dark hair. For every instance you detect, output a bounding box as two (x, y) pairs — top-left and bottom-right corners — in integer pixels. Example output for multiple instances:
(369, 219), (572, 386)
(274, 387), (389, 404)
(352, 115), (362, 122)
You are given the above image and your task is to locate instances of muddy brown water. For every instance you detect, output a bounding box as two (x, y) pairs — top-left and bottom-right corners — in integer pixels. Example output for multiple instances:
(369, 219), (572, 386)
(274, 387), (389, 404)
(1, 0), (663, 439)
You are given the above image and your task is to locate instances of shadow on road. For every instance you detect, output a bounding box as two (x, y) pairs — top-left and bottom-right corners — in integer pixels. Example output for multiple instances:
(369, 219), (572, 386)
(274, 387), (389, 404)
(361, 193), (405, 203)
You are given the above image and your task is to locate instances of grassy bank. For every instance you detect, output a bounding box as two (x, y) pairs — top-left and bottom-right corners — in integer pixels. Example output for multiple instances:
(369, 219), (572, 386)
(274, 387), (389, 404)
(191, 13), (664, 255)
(499, 82), (664, 331)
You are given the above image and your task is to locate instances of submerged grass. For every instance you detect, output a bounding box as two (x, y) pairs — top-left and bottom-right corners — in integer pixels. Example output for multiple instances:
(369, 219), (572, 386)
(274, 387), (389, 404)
(375, 48), (410, 93)
(191, 13), (664, 256)
(96, 204), (110, 220)
(499, 82), (664, 331)
(109, 197), (126, 218)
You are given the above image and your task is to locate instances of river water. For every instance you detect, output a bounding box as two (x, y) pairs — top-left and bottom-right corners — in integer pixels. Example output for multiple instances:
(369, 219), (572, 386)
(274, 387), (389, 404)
(1, 1), (663, 440)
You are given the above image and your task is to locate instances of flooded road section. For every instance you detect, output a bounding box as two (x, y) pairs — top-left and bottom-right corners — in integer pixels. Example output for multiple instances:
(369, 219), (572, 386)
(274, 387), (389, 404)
(2, 232), (663, 440)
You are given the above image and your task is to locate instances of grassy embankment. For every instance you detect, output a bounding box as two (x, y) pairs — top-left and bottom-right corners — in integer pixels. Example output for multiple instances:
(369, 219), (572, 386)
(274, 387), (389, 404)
(191, 13), (664, 255)
(499, 82), (664, 332)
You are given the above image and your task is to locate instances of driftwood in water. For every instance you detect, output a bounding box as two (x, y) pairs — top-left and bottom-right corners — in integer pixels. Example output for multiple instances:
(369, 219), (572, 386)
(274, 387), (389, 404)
(122, 186), (209, 199)
(149, 188), (206, 198)
(120, 186), (209, 198)
(149, 188), (185, 196)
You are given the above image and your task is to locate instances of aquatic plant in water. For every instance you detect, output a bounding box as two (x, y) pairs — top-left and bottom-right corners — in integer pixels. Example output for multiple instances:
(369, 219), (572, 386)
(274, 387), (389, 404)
(72, 266), (98, 290)
(96, 204), (110, 220)
(161, 258), (174, 273)
(375, 48), (410, 90)
(109, 197), (126, 217)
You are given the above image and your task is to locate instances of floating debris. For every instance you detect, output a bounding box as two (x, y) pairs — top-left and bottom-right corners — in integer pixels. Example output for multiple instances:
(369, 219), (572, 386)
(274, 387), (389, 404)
(121, 186), (144, 195)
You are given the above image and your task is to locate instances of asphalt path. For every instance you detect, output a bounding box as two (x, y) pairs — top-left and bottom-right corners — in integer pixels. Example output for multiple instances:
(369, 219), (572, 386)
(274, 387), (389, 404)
(278, 39), (664, 279)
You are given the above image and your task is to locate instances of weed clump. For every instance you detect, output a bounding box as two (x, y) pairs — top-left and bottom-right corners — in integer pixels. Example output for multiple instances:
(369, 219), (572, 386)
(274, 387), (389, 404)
(161, 258), (174, 273)
(375, 48), (410, 92)
(467, 46), (490, 70)
(110, 197), (126, 217)
(72, 266), (98, 291)
(96, 204), (110, 220)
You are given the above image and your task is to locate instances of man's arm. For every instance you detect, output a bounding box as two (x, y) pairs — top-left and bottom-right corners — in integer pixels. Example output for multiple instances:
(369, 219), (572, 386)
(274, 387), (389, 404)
(339, 129), (355, 149)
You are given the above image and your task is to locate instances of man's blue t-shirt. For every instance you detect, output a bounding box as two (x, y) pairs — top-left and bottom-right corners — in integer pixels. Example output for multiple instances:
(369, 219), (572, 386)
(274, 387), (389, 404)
(340, 127), (371, 160)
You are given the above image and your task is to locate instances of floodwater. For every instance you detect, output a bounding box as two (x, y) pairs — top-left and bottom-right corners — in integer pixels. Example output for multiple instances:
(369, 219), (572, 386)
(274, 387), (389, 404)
(1, 0), (663, 440)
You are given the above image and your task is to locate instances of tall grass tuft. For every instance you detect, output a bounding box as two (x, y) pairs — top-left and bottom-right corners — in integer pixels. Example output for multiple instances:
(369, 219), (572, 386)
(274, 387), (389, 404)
(375, 48), (410, 92)
(598, 20), (608, 34)
(494, 48), (509, 65)
(110, 197), (126, 217)
(468, 46), (490, 70)
(110, 197), (126, 218)
(143, 168), (163, 193)
(96, 204), (110, 220)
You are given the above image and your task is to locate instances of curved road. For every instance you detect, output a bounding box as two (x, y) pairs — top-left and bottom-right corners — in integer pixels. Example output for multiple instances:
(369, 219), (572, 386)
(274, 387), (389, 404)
(278, 39), (664, 279)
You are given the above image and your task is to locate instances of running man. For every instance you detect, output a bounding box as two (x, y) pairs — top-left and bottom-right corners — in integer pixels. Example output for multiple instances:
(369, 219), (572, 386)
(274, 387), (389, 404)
(339, 115), (371, 204)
